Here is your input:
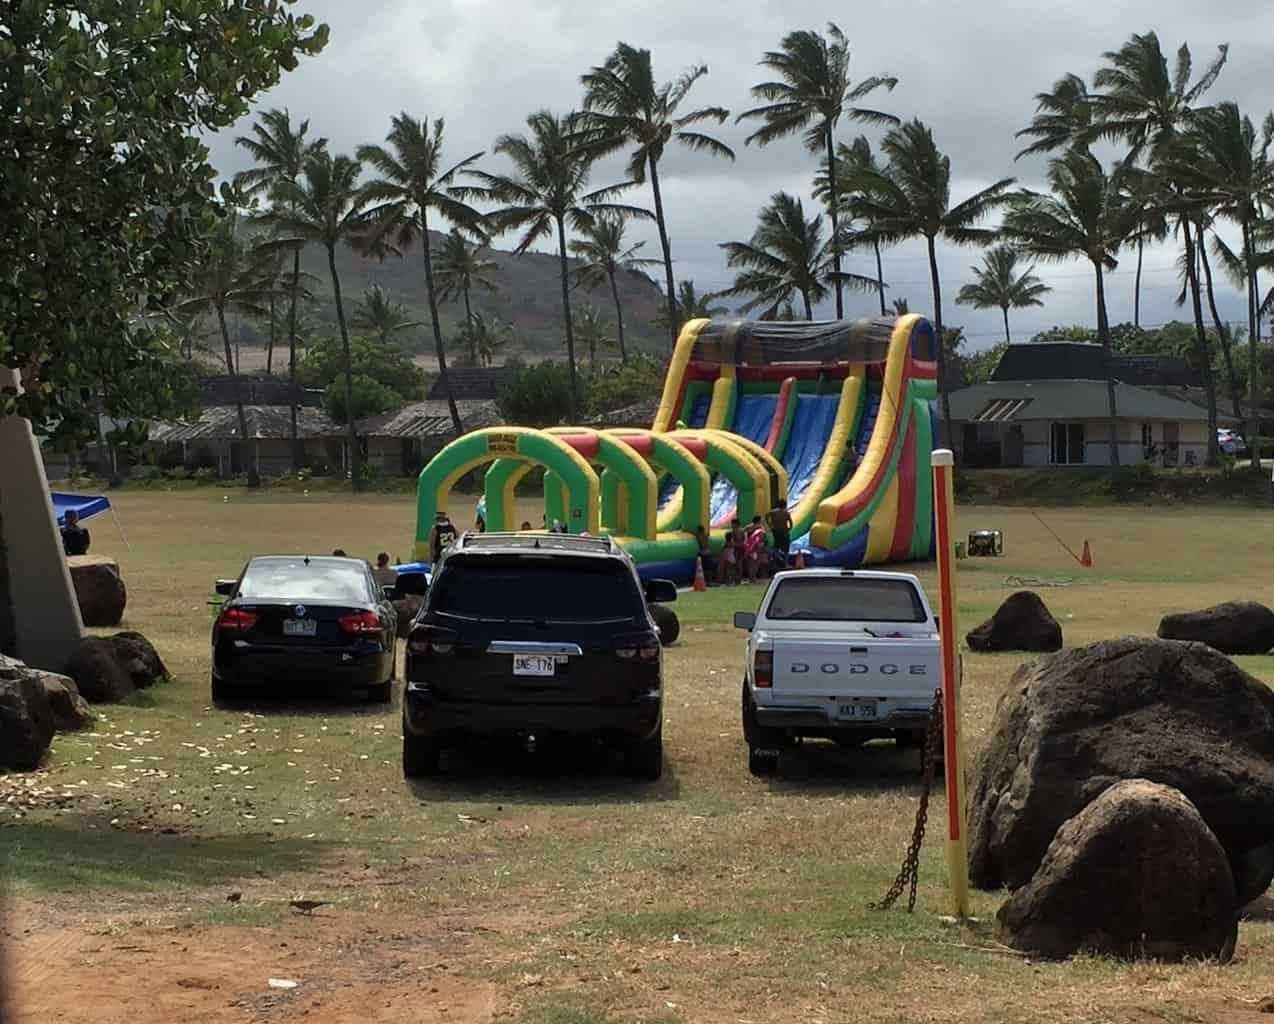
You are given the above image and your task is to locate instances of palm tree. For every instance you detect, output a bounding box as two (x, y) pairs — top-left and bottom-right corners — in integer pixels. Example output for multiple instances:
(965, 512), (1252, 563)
(814, 135), (891, 314)
(1002, 151), (1135, 466)
(462, 312), (512, 368)
(569, 214), (660, 363)
(351, 285), (422, 347)
(234, 108), (324, 471)
(271, 151), (371, 486)
(891, 297), (910, 316)
(849, 119), (1015, 444)
(433, 229), (499, 366)
(1119, 167), (1171, 328)
(473, 110), (642, 418)
(652, 280), (729, 331)
(357, 114), (485, 437)
(737, 24), (897, 320)
(1173, 102), (1274, 464)
(1015, 74), (1093, 158)
(720, 192), (873, 320)
(177, 209), (277, 487)
(580, 43), (735, 349)
(573, 306), (614, 368)
(955, 247), (1051, 343)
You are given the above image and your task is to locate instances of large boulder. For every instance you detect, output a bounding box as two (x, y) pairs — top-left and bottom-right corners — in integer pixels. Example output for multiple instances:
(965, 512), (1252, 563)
(968, 637), (1274, 905)
(63, 631), (168, 703)
(997, 780), (1238, 962)
(0, 655), (55, 770)
(67, 555), (127, 627)
(1157, 600), (1274, 655)
(966, 591), (1062, 653)
(39, 672), (94, 732)
(106, 631), (168, 688)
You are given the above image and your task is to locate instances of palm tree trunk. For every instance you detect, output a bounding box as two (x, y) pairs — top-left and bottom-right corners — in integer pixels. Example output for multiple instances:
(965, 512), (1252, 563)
(1134, 231), (1144, 329)
(327, 244), (362, 489)
(873, 239), (886, 316)
(462, 284), (477, 366)
(217, 305), (260, 488)
(1180, 223), (1219, 466)
(925, 234), (955, 453)
(824, 123), (843, 320)
(555, 215), (580, 420)
(800, 290), (813, 321)
(420, 210), (462, 437)
(1093, 262), (1119, 468)
(1244, 219), (1261, 470)
(287, 247), (302, 473)
(1196, 225), (1242, 422)
(1002, 306), (1011, 344)
(647, 155), (679, 351)
(266, 293), (276, 375)
(608, 269), (628, 364)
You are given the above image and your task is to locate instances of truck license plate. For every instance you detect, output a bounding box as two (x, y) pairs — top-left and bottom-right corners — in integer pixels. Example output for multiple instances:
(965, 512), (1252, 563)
(838, 702), (877, 720)
(513, 654), (556, 677)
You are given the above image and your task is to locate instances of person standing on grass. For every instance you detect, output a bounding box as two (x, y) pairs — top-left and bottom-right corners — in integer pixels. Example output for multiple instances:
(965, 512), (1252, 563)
(60, 509), (90, 556)
(430, 511), (458, 560)
(744, 515), (767, 583)
(695, 524), (716, 585)
(767, 499), (792, 570)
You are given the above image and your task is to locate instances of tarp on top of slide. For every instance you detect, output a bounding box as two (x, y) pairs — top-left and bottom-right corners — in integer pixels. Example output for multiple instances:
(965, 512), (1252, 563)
(50, 492), (111, 526)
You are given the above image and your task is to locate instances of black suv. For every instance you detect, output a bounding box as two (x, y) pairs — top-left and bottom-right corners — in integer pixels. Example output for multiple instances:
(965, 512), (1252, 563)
(402, 533), (675, 780)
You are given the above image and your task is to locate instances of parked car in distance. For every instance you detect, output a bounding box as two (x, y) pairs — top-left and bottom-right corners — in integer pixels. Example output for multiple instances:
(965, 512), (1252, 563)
(402, 532), (675, 780)
(1217, 428), (1243, 455)
(734, 569), (942, 776)
(211, 555), (398, 705)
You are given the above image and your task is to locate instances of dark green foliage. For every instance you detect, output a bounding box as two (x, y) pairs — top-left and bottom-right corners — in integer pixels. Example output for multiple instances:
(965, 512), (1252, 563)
(496, 362), (576, 427)
(0, 1), (326, 429)
(299, 336), (425, 423)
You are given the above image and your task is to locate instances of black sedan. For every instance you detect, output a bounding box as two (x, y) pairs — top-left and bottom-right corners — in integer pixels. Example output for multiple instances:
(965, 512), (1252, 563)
(211, 555), (398, 704)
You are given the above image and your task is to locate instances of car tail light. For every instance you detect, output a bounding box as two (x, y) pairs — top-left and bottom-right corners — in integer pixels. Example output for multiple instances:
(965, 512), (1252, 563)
(339, 611), (382, 635)
(753, 650), (773, 688)
(408, 626), (456, 656)
(615, 633), (660, 661)
(217, 607), (258, 632)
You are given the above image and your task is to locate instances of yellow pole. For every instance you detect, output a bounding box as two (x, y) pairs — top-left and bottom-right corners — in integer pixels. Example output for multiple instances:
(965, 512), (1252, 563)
(931, 448), (969, 917)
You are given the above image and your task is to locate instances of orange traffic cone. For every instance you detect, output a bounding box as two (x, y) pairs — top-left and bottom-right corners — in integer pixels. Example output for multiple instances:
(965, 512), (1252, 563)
(1079, 540), (1092, 568)
(692, 556), (708, 592)
(794, 550), (806, 570)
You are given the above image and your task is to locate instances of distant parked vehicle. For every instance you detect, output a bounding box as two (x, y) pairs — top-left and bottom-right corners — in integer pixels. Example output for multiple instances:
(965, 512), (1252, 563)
(1217, 428), (1243, 455)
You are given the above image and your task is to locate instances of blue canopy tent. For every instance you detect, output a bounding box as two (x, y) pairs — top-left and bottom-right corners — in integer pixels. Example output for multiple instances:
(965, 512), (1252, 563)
(50, 492), (111, 527)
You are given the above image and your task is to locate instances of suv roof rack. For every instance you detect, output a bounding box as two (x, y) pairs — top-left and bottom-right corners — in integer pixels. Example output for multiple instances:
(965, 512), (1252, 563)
(453, 532), (621, 556)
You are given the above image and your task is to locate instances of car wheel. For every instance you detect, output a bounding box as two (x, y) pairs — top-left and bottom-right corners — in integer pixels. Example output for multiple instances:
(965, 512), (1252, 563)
(748, 747), (780, 777)
(367, 680), (393, 704)
(211, 677), (238, 707)
(625, 723), (663, 781)
(649, 603), (680, 645)
(402, 727), (441, 779)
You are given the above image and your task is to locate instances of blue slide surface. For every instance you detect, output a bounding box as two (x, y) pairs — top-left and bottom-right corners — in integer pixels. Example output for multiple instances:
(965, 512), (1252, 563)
(709, 393), (777, 523)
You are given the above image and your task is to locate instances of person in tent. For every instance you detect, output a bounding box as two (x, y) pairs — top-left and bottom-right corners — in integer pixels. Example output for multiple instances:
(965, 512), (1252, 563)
(61, 508), (90, 557)
(743, 515), (767, 583)
(766, 499), (792, 570)
(430, 511), (458, 559)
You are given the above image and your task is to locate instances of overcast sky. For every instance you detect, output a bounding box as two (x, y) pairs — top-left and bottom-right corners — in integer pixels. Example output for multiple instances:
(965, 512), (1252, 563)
(206, 0), (1274, 352)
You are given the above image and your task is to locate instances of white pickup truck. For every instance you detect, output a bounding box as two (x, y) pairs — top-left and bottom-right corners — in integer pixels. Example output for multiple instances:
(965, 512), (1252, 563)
(733, 568), (942, 776)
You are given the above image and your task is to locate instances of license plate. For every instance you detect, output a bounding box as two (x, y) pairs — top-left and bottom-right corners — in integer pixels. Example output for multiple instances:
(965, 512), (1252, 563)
(838, 702), (877, 720)
(513, 654), (556, 677)
(284, 618), (317, 637)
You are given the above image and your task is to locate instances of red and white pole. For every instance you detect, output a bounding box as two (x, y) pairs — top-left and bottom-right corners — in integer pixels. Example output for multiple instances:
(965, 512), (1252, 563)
(931, 448), (970, 917)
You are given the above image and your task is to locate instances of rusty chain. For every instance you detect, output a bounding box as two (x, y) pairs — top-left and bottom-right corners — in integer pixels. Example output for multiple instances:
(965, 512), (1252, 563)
(868, 689), (944, 913)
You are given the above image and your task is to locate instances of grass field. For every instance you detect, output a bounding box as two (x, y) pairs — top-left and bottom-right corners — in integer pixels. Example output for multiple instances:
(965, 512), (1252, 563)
(4, 491), (1274, 1023)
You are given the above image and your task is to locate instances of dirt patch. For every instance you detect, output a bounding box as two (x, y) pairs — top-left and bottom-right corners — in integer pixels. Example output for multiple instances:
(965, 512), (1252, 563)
(2, 900), (513, 1023)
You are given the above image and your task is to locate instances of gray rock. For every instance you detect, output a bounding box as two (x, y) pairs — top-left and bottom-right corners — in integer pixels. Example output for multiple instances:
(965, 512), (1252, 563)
(63, 637), (134, 702)
(1157, 600), (1274, 655)
(965, 590), (1062, 653)
(997, 780), (1237, 962)
(0, 655), (55, 770)
(38, 671), (94, 731)
(67, 555), (127, 627)
(968, 636), (1274, 904)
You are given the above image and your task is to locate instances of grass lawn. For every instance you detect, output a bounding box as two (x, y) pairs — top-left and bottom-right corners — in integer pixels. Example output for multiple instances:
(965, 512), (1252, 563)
(3, 491), (1274, 1023)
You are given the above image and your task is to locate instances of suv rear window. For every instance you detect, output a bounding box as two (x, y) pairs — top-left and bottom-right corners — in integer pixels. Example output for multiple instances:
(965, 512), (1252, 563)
(431, 555), (640, 622)
(765, 577), (925, 622)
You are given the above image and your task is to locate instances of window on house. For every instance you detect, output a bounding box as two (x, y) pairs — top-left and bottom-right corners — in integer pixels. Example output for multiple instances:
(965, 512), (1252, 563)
(1050, 422), (1086, 465)
(1141, 423), (1153, 449)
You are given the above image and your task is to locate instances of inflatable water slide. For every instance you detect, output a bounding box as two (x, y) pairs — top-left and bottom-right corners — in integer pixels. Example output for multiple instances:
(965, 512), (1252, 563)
(414, 314), (941, 581)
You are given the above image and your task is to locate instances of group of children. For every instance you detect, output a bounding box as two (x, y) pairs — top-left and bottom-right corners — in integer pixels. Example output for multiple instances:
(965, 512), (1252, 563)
(695, 498), (794, 586)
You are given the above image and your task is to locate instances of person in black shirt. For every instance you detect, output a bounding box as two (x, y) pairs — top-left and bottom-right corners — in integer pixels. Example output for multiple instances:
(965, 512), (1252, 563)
(430, 511), (458, 560)
(61, 509), (90, 557)
(766, 499), (792, 570)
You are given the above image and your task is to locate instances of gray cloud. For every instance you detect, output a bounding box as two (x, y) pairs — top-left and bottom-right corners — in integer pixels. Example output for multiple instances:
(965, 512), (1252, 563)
(207, 0), (1274, 349)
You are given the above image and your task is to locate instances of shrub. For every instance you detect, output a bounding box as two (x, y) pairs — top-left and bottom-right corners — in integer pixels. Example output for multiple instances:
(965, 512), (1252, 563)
(496, 361), (576, 427)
